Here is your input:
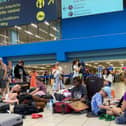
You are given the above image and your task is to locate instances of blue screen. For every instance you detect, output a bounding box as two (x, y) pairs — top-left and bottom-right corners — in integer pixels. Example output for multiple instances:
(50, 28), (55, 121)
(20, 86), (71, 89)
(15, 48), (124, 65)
(62, 0), (123, 19)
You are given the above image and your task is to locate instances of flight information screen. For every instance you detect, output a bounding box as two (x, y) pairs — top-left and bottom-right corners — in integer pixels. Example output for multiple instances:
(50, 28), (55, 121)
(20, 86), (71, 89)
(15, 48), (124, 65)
(62, 0), (123, 19)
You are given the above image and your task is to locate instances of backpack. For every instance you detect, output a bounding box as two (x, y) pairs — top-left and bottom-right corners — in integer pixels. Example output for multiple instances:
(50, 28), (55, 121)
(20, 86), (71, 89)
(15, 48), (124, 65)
(14, 104), (38, 115)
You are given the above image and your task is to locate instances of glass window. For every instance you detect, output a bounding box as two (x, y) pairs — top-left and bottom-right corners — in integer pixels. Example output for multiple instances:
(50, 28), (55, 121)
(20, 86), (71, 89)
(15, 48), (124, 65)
(0, 20), (61, 45)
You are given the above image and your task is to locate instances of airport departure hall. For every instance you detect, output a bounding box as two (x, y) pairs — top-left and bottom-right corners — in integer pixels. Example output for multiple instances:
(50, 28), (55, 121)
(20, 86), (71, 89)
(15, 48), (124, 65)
(1, 0), (126, 126)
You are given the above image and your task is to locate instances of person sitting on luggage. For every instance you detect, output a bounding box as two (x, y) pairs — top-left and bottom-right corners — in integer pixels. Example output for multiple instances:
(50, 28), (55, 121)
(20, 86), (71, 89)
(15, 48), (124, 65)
(90, 86), (112, 116)
(30, 77), (47, 97)
(70, 77), (87, 102)
(2, 85), (21, 104)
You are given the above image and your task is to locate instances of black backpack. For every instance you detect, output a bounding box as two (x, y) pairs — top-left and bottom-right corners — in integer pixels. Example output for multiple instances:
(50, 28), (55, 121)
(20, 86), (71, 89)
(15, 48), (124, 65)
(14, 104), (38, 115)
(85, 76), (104, 100)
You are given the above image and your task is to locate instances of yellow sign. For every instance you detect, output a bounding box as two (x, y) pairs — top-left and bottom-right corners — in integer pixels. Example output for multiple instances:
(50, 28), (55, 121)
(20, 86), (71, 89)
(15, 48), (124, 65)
(48, 0), (55, 5)
(36, 0), (45, 8)
(36, 11), (45, 21)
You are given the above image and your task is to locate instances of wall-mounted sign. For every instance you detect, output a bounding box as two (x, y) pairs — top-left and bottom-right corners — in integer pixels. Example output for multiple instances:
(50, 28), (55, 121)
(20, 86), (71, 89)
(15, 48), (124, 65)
(0, 0), (58, 27)
(62, 0), (123, 19)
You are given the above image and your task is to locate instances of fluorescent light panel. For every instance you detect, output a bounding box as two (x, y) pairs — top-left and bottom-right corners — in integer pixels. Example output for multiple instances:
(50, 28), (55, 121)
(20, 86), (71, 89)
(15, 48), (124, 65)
(24, 30), (33, 36)
(31, 23), (38, 28)
(44, 21), (50, 26)
(14, 25), (22, 30)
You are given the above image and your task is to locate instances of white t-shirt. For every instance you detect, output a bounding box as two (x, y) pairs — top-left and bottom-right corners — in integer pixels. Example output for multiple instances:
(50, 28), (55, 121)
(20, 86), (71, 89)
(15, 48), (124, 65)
(73, 65), (79, 78)
(103, 74), (114, 83)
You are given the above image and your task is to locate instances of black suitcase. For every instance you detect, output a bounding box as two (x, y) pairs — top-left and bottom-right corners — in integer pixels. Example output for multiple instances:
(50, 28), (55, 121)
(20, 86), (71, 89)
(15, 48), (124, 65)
(0, 103), (9, 113)
(0, 113), (23, 126)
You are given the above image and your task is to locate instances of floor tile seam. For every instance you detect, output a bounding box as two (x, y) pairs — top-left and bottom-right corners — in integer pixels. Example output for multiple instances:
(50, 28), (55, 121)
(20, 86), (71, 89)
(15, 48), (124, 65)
(81, 117), (89, 126)
(55, 115), (73, 126)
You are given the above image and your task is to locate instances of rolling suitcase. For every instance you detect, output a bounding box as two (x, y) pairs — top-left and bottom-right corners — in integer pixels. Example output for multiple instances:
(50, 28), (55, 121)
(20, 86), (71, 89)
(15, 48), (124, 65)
(0, 103), (9, 113)
(53, 102), (72, 114)
(0, 113), (23, 126)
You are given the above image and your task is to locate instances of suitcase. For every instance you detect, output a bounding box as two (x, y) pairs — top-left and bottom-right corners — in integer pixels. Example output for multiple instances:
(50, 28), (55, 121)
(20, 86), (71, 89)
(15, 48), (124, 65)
(53, 102), (72, 114)
(0, 103), (9, 113)
(0, 113), (23, 126)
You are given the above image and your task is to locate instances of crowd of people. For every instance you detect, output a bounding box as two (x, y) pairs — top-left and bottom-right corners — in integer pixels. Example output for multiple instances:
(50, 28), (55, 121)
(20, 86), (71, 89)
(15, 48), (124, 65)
(0, 58), (126, 124)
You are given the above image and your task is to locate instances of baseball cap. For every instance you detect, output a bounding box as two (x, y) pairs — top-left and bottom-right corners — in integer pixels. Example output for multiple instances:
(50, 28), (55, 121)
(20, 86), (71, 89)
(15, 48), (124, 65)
(102, 86), (112, 98)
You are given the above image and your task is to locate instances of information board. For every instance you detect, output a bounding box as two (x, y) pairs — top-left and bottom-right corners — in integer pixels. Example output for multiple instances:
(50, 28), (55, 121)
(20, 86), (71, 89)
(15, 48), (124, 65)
(62, 0), (123, 19)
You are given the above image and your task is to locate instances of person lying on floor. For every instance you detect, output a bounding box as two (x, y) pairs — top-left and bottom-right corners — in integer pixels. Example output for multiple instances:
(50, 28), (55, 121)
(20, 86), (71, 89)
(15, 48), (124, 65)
(30, 77), (47, 97)
(2, 84), (21, 104)
(3, 84), (48, 110)
(70, 77), (87, 102)
(90, 86), (112, 116)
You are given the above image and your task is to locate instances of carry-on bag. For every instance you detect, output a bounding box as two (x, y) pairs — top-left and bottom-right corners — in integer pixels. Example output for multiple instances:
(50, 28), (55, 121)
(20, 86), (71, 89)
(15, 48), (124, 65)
(0, 113), (23, 126)
(53, 102), (72, 114)
(0, 103), (9, 113)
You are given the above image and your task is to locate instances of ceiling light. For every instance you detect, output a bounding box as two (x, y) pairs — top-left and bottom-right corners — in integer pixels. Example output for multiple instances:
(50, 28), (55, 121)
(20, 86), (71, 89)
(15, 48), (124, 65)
(94, 62), (98, 64)
(51, 26), (59, 32)
(24, 30), (33, 36)
(35, 35), (41, 38)
(39, 28), (48, 34)
(14, 25), (22, 30)
(31, 23), (38, 28)
(49, 33), (55, 37)
(0, 34), (8, 38)
(44, 21), (50, 26)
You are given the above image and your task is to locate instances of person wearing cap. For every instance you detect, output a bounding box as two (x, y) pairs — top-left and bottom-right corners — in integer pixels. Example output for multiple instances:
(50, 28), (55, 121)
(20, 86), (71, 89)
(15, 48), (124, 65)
(90, 86), (112, 116)
(0, 58), (7, 96)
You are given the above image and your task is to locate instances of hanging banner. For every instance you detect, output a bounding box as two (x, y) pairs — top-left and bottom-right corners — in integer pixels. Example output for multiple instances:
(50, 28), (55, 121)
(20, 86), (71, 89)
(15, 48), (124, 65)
(0, 0), (58, 27)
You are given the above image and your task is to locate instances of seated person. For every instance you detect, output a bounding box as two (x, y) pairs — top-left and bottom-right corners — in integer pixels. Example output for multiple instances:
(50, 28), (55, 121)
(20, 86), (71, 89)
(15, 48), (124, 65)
(107, 92), (126, 116)
(116, 111), (126, 124)
(70, 77), (87, 102)
(30, 77), (47, 97)
(91, 86), (112, 116)
(3, 85), (21, 104)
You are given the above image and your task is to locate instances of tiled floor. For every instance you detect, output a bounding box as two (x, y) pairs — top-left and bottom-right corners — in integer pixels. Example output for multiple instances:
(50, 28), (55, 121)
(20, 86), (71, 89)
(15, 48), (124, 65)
(23, 82), (126, 126)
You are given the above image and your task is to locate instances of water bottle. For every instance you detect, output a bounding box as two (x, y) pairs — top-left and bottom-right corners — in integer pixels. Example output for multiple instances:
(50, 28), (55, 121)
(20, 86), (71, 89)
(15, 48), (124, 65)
(49, 99), (53, 113)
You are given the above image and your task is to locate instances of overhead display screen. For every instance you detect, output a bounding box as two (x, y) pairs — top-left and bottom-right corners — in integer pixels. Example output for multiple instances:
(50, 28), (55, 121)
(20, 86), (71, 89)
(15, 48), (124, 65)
(62, 0), (123, 19)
